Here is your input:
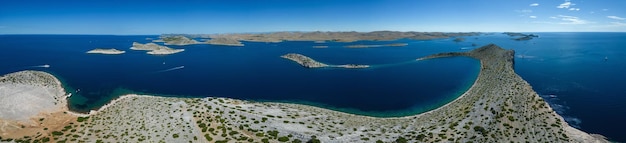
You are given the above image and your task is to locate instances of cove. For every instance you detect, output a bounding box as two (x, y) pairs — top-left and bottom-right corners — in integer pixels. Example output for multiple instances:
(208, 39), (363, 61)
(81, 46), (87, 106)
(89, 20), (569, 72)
(0, 35), (480, 117)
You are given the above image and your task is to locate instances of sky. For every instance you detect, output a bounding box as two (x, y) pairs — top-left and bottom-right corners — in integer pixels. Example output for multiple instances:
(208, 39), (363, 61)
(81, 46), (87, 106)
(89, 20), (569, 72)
(1, 0), (625, 34)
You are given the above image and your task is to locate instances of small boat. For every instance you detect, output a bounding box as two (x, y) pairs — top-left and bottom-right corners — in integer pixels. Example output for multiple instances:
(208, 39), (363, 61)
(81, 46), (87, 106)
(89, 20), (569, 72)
(67, 93), (72, 98)
(548, 94), (557, 98)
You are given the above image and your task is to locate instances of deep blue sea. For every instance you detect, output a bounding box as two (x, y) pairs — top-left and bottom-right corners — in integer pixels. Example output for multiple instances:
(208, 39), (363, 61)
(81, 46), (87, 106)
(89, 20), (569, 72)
(1, 33), (625, 142)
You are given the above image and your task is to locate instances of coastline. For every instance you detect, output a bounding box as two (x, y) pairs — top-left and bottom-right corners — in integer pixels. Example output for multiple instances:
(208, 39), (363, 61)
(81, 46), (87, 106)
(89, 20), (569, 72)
(0, 44), (609, 142)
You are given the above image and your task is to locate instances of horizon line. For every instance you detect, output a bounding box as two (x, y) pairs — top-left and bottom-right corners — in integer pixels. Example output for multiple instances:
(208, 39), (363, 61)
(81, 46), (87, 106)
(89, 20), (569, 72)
(2, 31), (626, 36)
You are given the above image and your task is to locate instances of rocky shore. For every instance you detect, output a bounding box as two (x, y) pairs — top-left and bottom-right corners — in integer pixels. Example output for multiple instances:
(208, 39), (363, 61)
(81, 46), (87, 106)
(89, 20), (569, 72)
(130, 42), (185, 55)
(0, 44), (609, 143)
(86, 48), (125, 54)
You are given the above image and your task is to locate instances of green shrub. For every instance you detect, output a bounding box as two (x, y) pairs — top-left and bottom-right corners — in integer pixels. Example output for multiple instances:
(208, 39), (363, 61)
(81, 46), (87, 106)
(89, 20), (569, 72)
(278, 136), (289, 142)
(51, 131), (63, 136)
(76, 117), (89, 122)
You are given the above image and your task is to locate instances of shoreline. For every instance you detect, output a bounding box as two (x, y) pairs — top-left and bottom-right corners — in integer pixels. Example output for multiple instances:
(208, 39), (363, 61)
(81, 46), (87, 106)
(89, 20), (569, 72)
(0, 44), (608, 142)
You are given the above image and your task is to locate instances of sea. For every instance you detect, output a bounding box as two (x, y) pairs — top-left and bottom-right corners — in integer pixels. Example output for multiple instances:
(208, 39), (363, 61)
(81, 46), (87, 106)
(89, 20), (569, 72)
(0, 33), (624, 142)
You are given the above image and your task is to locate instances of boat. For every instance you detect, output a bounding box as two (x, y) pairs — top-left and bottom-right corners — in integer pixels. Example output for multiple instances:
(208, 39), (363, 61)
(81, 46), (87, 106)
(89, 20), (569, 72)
(67, 93), (72, 98)
(548, 94), (557, 98)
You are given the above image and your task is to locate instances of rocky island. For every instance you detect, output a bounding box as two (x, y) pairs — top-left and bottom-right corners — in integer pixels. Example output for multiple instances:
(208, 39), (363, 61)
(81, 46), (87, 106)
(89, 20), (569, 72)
(130, 42), (185, 55)
(0, 44), (609, 143)
(86, 48), (125, 54)
(164, 31), (479, 44)
(503, 32), (539, 41)
(280, 53), (329, 68)
(205, 37), (244, 46)
(160, 36), (199, 45)
(281, 53), (370, 69)
(344, 43), (408, 48)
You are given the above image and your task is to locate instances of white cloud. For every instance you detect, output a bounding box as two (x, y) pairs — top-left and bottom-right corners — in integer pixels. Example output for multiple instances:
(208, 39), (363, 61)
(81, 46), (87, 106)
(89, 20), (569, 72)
(611, 22), (626, 26)
(557, 1), (575, 9)
(530, 16), (537, 18)
(530, 3), (539, 7)
(569, 8), (580, 11)
(602, 9), (609, 11)
(607, 16), (626, 20)
(516, 9), (533, 14)
(557, 15), (589, 24)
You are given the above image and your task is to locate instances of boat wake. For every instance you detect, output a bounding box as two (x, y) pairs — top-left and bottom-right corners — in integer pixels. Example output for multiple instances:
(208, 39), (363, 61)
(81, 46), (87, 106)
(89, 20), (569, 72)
(154, 66), (185, 73)
(30, 64), (51, 68)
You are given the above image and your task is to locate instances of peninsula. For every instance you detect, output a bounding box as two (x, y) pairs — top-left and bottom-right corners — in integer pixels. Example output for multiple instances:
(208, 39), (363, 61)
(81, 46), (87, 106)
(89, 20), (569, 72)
(281, 53), (370, 69)
(86, 48), (125, 54)
(130, 42), (185, 55)
(0, 44), (608, 143)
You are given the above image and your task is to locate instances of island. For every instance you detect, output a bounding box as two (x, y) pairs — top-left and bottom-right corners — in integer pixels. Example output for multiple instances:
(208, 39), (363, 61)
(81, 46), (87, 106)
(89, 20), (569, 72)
(281, 53), (370, 69)
(280, 53), (329, 68)
(86, 48), (125, 54)
(0, 44), (608, 143)
(453, 37), (465, 43)
(312, 46), (328, 48)
(160, 31), (479, 44)
(205, 37), (244, 46)
(160, 36), (199, 45)
(503, 32), (539, 41)
(344, 43), (408, 48)
(130, 42), (185, 55)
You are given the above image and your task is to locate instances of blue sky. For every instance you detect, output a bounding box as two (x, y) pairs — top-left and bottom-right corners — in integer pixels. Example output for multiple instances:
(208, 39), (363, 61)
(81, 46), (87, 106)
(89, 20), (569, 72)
(1, 0), (625, 34)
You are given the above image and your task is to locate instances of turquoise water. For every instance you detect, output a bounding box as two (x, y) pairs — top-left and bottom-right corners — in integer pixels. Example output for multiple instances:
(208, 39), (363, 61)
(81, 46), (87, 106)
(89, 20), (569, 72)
(1, 33), (625, 141)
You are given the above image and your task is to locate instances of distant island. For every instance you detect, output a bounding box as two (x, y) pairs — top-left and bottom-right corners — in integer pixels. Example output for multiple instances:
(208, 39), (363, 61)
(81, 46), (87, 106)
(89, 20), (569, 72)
(281, 53), (369, 69)
(344, 43), (408, 48)
(86, 48), (125, 54)
(503, 32), (539, 41)
(205, 37), (244, 46)
(160, 36), (199, 45)
(159, 31), (479, 45)
(130, 42), (185, 55)
(312, 46), (328, 48)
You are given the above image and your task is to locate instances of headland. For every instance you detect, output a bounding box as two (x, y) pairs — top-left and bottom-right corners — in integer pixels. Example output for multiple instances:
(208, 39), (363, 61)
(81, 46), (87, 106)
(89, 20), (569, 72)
(0, 44), (608, 143)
